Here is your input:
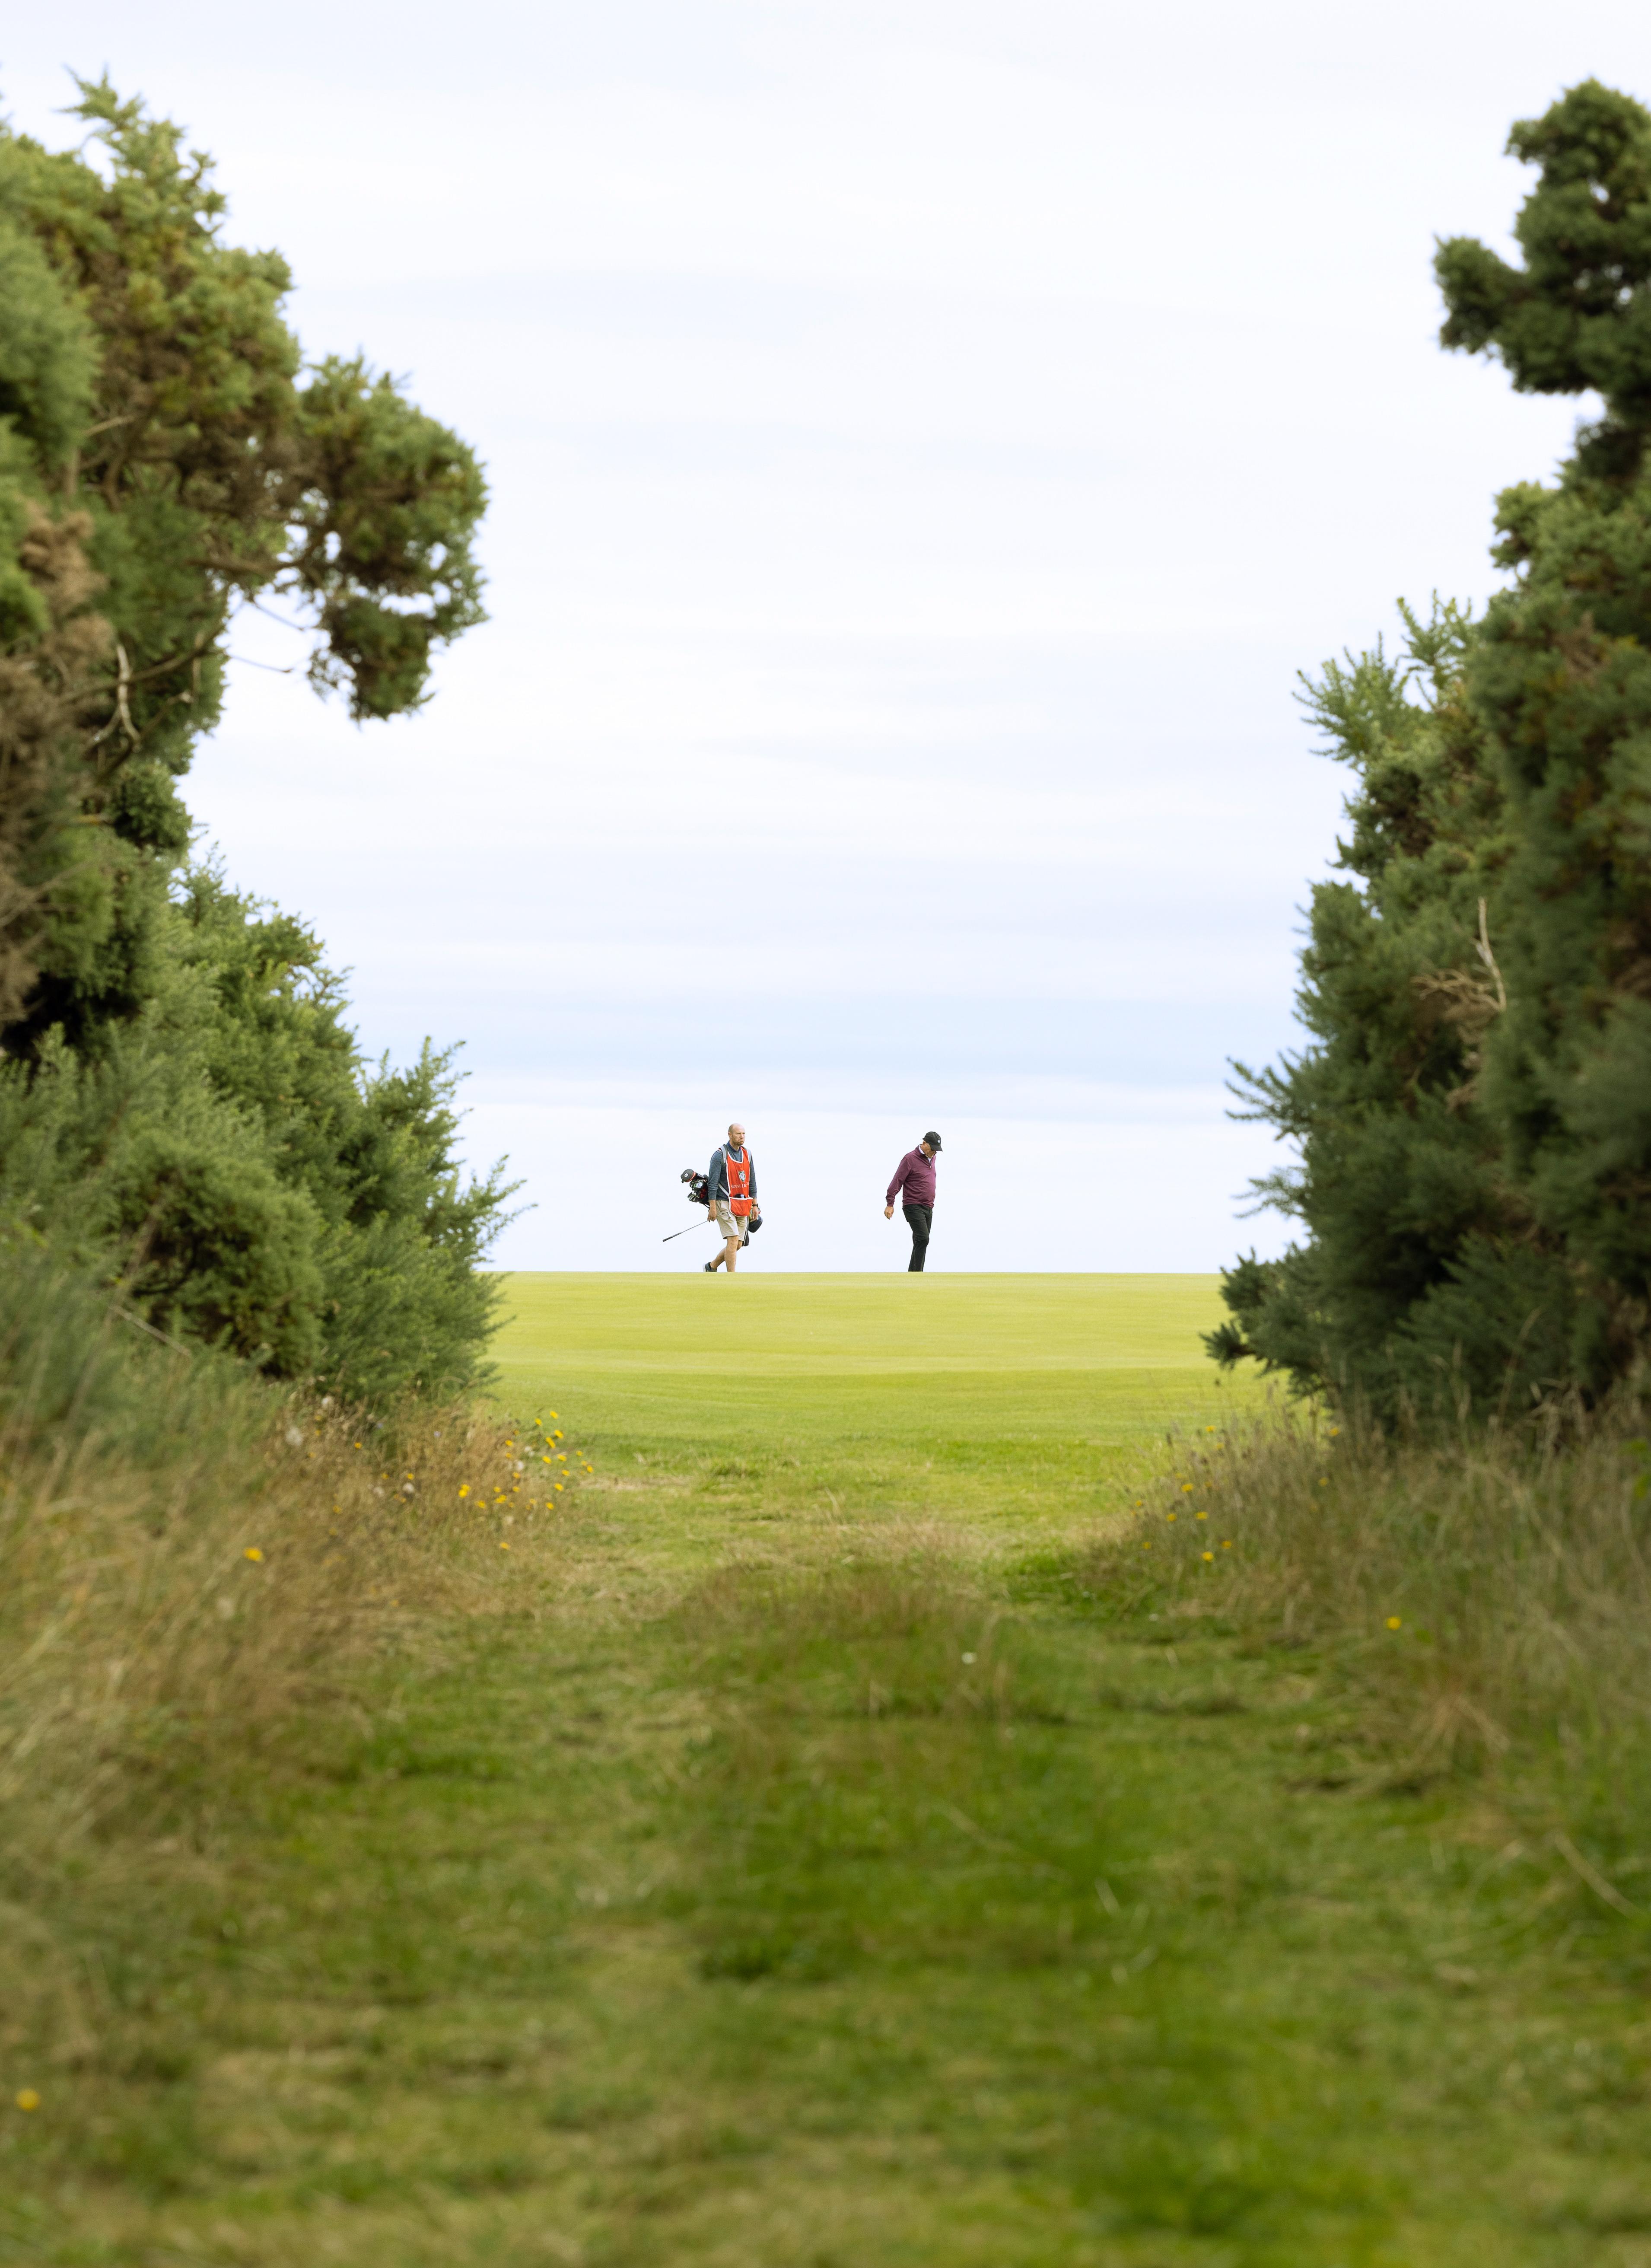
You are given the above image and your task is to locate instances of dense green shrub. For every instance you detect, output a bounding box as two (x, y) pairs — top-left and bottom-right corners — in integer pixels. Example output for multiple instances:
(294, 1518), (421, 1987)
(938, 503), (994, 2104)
(1214, 81), (1651, 1416)
(0, 870), (514, 1397)
(0, 83), (509, 1395)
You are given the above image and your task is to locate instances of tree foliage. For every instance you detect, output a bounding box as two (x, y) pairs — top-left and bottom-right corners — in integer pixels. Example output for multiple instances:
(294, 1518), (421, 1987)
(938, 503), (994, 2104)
(0, 84), (509, 1397)
(1212, 81), (1651, 1415)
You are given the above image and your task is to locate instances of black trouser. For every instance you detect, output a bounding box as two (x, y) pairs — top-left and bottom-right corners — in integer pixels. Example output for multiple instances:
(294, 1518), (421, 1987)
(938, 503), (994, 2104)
(903, 1203), (932, 1271)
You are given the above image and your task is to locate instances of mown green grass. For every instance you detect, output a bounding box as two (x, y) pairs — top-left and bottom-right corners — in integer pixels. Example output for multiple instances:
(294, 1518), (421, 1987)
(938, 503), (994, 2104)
(490, 1274), (1263, 1543)
(7, 1277), (1651, 2266)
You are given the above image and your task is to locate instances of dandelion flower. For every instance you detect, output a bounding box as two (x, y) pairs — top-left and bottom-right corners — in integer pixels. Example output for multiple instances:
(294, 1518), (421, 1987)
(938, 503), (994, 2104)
(15, 2089), (39, 2112)
(1180, 1482), (1193, 1494)
(1387, 1615), (1403, 1631)
(1141, 1540), (1152, 1550)
(1167, 1513), (1177, 1523)
(1202, 1551), (1214, 1562)
(500, 1542), (510, 1551)
(1329, 1426), (1341, 1437)
(1222, 1539), (1233, 1549)
(1204, 1426), (1215, 1434)
(554, 1482), (564, 1493)
(243, 1547), (264, 1563)
(1196, 1510), (1208, 1521)
(458, 1485), (470, 1499)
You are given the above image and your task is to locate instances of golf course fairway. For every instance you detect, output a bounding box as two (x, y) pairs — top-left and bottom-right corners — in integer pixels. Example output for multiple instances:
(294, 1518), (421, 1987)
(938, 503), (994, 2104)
(490, 1271), (1259, 1539)
(25, 1275), (1651, 2267)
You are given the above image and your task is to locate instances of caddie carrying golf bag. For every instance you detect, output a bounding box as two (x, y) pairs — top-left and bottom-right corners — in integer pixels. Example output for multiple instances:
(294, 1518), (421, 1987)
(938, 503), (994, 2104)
(678, 1163), (763, 1234)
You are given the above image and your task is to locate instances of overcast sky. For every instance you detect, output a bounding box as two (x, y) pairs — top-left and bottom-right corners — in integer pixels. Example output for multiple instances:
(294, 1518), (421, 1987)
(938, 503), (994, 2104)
(9, 3), (1638, 1268)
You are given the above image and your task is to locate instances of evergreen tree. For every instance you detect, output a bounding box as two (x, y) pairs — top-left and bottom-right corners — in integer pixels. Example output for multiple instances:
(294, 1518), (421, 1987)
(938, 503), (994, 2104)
(0, 80), (485, 1046)
(0, 84), (510, 1395)
(1212, 82), (1651, 1413)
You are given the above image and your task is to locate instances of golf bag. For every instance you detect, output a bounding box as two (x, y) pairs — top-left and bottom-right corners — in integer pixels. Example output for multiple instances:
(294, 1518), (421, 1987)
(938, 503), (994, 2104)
(678, 1164), (762, 1235)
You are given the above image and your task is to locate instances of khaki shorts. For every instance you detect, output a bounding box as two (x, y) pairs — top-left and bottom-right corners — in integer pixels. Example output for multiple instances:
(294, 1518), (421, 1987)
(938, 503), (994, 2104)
(713, 1200), (753, 1241)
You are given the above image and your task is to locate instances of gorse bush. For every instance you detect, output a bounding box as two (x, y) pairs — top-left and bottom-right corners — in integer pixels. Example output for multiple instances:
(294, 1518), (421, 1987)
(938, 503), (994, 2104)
(1, 868), (514, 1397)
(0, 81), (508, 1391)
(1214, 80), (1651, 1415)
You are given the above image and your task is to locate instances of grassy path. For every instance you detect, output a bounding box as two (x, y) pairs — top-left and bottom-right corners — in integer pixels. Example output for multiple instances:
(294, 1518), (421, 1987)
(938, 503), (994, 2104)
(12, 1278), (1651, 2265)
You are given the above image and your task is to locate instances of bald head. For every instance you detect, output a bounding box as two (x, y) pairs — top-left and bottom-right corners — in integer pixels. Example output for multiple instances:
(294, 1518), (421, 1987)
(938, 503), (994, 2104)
(728, 1122), (746, 1146)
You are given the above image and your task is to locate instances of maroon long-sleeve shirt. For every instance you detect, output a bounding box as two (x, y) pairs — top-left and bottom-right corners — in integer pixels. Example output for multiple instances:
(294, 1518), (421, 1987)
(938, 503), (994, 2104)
(887, 1146), (937, 1208)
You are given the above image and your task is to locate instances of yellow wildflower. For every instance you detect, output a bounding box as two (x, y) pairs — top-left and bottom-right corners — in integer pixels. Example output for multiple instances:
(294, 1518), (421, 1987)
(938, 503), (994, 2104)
(16, 2089), (39, 2112)
(1387, 1615), (1403, 1631)
(458, 1484), (470, 1498)
(1202, 1551), (1214, 1562)
(243, 1547), (264, 1563)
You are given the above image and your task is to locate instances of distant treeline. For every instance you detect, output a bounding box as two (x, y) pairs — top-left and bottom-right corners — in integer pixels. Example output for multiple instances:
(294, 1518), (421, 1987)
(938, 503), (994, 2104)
(0, 82), (511, 1398)
(1214, 81), (1651, 1417)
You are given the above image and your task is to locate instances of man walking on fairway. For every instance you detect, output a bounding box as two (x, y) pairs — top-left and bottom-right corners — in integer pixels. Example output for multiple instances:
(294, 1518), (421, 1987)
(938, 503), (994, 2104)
(885, 1132), (941, 1271)
(704, 1122), (758, 1273)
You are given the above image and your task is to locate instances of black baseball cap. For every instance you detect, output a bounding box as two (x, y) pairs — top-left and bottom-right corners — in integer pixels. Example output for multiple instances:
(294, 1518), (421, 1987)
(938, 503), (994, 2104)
(923, 1131), (943, 1150)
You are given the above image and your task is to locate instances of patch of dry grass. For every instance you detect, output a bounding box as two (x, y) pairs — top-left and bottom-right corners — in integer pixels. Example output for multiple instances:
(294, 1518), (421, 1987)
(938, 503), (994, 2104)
(0, 1253), (592, 1871)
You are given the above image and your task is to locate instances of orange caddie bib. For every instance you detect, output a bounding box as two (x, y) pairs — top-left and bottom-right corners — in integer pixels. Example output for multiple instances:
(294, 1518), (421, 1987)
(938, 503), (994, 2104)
(725, 1148), (754, 1217)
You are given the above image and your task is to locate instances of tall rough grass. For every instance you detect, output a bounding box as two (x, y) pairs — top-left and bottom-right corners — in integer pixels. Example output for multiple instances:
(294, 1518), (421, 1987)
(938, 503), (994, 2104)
(0, 1250), (576, 1846)
(1088, 1399), (1651, 1892)
(0, 1247), (588, 2129)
